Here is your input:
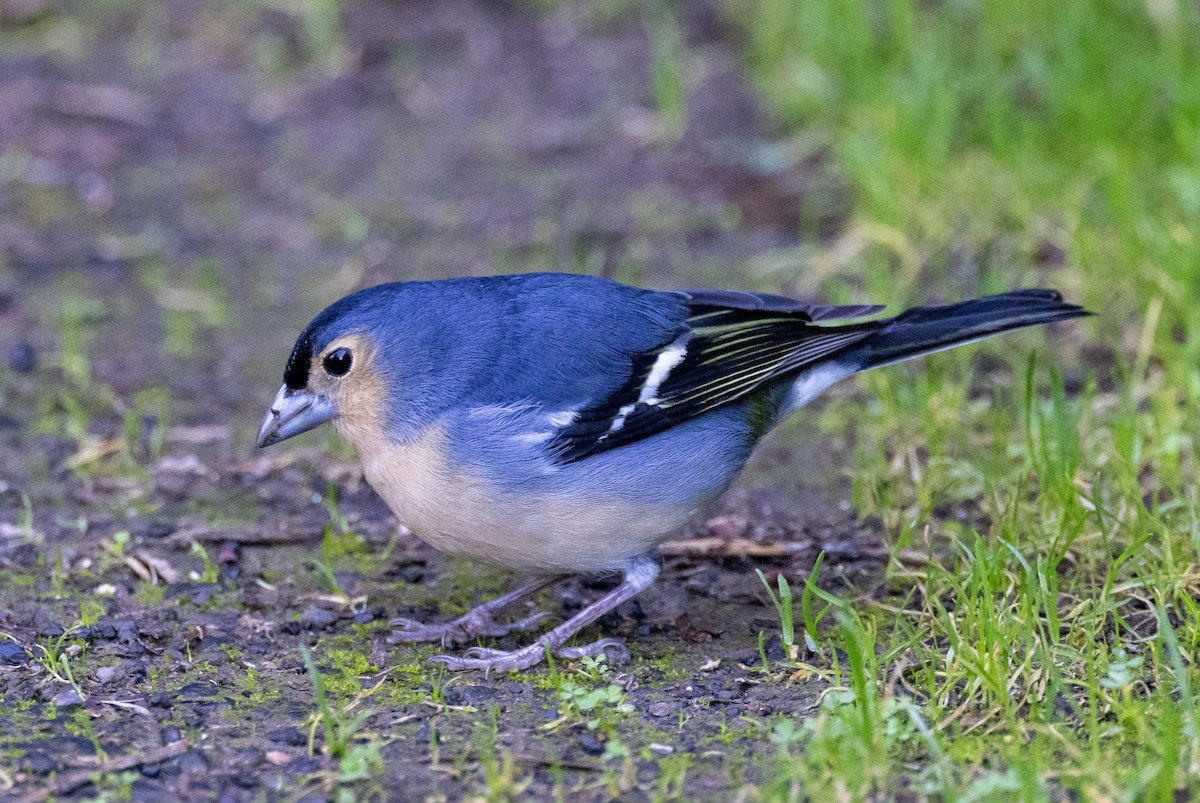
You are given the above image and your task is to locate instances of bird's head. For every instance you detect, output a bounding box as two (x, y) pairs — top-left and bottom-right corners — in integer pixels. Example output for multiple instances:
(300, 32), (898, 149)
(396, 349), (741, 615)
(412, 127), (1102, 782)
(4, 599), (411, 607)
(257, 280), (502, 450)
(256, 290), (379, 448)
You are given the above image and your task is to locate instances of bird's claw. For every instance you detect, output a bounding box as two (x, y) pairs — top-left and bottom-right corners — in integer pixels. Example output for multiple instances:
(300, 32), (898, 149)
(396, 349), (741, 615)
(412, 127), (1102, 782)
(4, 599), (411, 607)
(461, 646), (511, 659)
(388, 609), (549, 647)
(387, 617), (463, 645)
(427, 648), (540, 675)
(554, 637), (630, 665)
(428, 637), (630, 675)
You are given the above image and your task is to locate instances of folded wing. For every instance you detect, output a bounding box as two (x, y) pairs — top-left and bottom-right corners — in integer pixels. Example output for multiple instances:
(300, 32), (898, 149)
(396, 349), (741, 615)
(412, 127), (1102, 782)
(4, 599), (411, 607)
(548, 290), (887, 461)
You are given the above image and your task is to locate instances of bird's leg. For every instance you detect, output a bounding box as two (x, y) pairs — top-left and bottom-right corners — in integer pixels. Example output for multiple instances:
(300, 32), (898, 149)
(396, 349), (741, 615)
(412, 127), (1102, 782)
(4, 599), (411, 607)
(389, 575), (564, 647)
(429, 552), (661, 674)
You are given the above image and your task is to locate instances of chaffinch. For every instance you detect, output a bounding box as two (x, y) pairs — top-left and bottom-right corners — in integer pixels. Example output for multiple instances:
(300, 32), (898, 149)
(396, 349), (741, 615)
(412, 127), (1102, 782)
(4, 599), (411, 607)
(257, 272), (1087, 673)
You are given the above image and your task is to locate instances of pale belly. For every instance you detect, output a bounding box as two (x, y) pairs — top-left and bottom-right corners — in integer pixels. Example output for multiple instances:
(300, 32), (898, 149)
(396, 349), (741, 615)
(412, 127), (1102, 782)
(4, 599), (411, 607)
(357, 431), (697, 574)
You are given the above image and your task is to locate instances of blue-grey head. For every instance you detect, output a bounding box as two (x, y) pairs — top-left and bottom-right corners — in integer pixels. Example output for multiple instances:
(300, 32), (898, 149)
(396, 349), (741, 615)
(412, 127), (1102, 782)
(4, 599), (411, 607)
(255, 287), (382, 449)
(257, 282), (484, 449)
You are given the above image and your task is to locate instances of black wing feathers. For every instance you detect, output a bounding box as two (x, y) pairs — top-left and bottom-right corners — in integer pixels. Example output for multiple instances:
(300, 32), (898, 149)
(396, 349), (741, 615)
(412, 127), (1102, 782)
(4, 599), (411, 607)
(549, 297), (885, 461)
(677, 288), (886, 321)
(545, 287), (1087, 462)
(857, 288), (1088, 369)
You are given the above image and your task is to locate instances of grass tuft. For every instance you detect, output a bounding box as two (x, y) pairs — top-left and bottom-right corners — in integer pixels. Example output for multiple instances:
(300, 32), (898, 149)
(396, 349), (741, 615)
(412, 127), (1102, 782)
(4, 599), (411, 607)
(728, 1), (1200, 794)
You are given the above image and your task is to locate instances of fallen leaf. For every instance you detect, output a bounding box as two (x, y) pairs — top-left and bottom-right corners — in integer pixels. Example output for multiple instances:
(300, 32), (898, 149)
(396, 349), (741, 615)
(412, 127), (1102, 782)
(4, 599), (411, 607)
(101, 699), (151, 716)
(123, 555), (154, 584)
(133, 551), (180, 583)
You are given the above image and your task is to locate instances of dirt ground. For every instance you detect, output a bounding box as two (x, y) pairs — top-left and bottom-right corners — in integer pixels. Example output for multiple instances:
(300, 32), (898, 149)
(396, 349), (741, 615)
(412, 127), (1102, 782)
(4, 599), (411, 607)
(0, 2), (890, 799)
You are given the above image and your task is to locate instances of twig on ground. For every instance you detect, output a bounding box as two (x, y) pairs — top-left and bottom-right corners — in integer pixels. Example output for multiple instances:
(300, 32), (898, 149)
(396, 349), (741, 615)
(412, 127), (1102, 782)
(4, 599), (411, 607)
(660, 537), (810, 557)
(167, 525), (316, 546)
(15, 740), (188, 803)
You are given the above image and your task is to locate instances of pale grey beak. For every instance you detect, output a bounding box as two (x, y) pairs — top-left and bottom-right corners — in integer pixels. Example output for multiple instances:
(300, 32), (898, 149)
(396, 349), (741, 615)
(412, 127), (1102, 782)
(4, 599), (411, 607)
(256, 384), (335, 448)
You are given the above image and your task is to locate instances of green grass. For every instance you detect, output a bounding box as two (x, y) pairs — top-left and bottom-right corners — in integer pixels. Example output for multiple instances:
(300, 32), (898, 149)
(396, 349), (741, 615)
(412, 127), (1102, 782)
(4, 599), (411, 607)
(724, 0), (1200, 797)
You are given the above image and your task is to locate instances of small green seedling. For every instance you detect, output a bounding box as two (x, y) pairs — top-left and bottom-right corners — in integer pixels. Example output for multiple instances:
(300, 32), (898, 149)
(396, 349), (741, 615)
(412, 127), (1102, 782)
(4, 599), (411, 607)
(311, 523), (350, 601)
(301, 645), (372, 760)
(189, 540), (220, 583)
(755, 568), (797, 661)
(34, 624), (88, 701)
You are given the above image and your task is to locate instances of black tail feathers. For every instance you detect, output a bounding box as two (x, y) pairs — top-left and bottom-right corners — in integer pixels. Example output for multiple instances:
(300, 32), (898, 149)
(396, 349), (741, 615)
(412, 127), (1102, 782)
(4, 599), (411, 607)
(856, 289), (1090, 370)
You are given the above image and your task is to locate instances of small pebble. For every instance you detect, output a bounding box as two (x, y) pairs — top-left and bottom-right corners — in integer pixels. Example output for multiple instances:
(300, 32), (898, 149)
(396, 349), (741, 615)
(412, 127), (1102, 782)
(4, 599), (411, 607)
(34, 611), (63, 637)
(166, 583), (218, 605)
(7, 341), (36, 373)
(134, 519), (175, 539)
(116, 620), (140, 643)
(26, 752), (55, 774)
(131, 778), (165, 802)
(459, 685), (498, 706)
(178, 750), (209, 773)
(286, 756), (321, 774)
(266, 726), (307, 747)
(648, 702), (671, 717)
(0, 642), (29, 665)
(91, 621), (118, 640)
(579, 733), (605, 756)
(177, 681), (216, 700)
(229, 772), (258, 789)
(52, 688), (84, 708)
(95, 665), (122, 683)
(299, 607), (337, 628)
(264, 750), (291, 766)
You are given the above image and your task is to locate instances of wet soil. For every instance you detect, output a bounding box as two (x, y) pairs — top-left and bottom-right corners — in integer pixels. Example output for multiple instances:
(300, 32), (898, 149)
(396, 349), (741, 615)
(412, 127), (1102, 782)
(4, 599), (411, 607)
(0, 1), (886, 799)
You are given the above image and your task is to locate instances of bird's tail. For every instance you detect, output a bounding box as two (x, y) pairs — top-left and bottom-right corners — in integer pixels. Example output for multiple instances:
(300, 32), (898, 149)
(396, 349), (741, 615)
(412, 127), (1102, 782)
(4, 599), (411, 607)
(854, 289), (1089, 371)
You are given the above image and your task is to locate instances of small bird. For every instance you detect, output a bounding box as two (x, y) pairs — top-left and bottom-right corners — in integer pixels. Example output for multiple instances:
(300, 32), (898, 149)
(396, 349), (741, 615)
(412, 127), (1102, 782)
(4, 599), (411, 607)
(257, 272), (1087, 673)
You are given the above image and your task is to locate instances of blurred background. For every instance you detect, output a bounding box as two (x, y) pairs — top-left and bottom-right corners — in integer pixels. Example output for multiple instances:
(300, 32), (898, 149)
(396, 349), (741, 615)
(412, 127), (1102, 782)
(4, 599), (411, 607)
(7, 0), (1200, 570)
(3, 0), (840, 448)
(2, 0), (1194, 468)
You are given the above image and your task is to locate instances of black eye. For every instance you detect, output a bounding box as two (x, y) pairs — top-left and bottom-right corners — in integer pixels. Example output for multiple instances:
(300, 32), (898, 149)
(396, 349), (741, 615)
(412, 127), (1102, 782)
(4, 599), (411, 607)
(323, 347), (353, 377)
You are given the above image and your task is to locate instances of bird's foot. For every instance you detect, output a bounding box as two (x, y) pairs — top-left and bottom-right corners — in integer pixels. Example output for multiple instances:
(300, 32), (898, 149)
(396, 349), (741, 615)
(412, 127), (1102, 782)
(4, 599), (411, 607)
(554, 638), (629, 663)
(428, 637), (629, 675)
(388, 608), (548, 647)
(409, 553), (659, 675)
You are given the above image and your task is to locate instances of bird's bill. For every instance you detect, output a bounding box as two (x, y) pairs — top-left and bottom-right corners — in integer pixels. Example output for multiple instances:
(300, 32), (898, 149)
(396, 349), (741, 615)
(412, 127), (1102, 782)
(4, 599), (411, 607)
(256, 385), (335, 448)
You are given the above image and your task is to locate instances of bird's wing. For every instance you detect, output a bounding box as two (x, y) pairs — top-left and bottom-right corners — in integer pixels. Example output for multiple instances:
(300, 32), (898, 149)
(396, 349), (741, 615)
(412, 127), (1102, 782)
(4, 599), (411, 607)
(547, 290), (886, 461)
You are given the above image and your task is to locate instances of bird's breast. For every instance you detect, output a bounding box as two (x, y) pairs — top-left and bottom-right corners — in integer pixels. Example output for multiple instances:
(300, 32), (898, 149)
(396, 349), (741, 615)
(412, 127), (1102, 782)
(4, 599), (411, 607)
(353, 423), (693, 573)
